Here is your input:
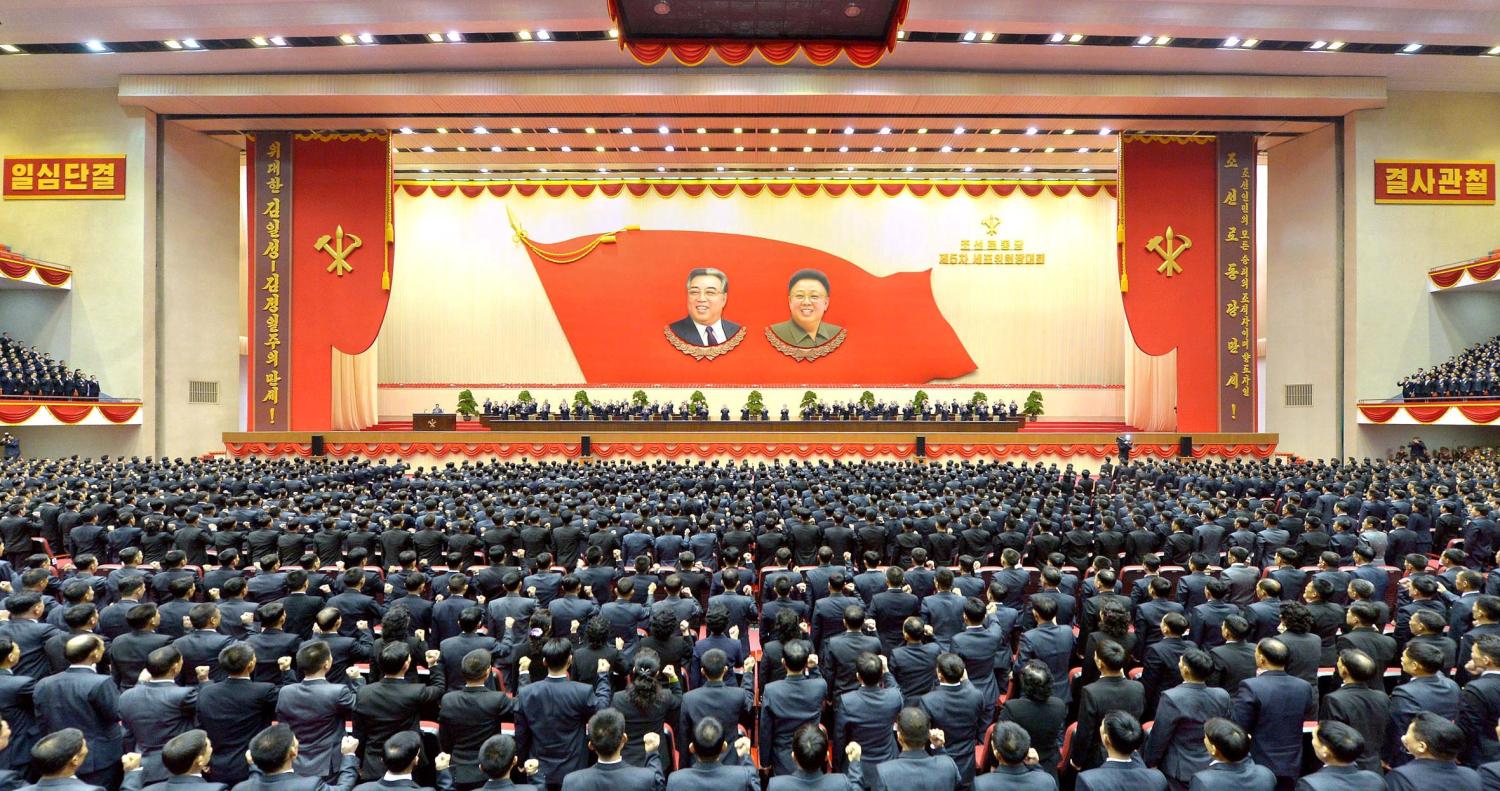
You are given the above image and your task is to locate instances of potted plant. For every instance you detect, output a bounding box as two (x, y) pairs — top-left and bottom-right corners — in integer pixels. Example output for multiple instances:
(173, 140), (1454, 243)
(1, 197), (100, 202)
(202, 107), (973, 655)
(800, 390), (819, 412)
(912, 389), (930, 411)
(746, 390), (765, 420)
(858, 391), (876, 409)
(970, 391), (988, 406)
(1023, 390), (1045, 421)
(455, 389), (480, 420)
(689, 390), (708, 413)
(631, 390), (649, 408)
(517, 390), (534, 404)
(573, 390), (592, 410)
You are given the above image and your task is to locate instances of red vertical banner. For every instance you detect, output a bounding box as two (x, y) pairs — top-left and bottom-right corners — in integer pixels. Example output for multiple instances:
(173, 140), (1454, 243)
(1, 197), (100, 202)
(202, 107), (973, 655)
(1216, 135), (1256, 430)
(286, 133), (394, 430)
(247, 133), (291, 431)
(1118, 135), (1220, 432)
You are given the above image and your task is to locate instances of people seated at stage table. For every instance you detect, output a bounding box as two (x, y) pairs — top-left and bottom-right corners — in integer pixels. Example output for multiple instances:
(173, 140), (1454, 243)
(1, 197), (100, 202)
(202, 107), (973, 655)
(1398, 335), (1500, 400)
(476, 396), (1023, 422)
(2, 449), (1500, 790)
(0, 333), (100, 400)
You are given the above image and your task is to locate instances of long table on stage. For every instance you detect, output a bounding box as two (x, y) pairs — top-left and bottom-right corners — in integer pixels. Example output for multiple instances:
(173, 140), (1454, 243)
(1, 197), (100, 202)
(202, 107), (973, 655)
(480, 417), (1025, 433)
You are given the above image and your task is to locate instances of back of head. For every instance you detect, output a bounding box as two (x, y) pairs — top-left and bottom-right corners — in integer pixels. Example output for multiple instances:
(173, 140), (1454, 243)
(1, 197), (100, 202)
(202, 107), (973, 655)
(992, 721), (1031, 766)
(587, 708), (626, 756)
(479, 734), (519, 779)
(249, 724), (296, 773)
(32, 728), (85, 777)
(1204, 718), (1251, 762)
(161, 730), (209, 776)
(383, 731), (422, 773)
(791, 723), (828, 772)
(1409, 712), (1465, 761)
(691, 716), (725, 760)
(1102, 710), (1145, 754)
(897, 707), (931, 748)
(1315, 720), (1366, 765)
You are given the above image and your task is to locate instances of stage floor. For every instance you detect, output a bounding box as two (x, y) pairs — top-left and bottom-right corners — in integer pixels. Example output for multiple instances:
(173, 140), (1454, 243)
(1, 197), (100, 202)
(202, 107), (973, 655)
(223, 428), (1279, 465)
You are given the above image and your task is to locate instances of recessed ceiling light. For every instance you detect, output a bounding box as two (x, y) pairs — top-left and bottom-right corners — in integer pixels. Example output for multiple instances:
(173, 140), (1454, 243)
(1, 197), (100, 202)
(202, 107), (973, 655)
(905, 166), (915, 172)
(1326, 41), (1344, 50)
(807, 127), (817, 134)
(1309, 40), (1327, 50)
(1155, 35), (1171, 45)
(480, 168), (490, 174)
(717, 166), (725, 171)
(0, 44), (21, 53)
(427, 33), (444, 43)
(250, 36), (269, 47)
(665, 144), (675, 151)
(1050, 33), (1065, 43)
(539, 167), (548, 173)
(954, 126), (965, 134)
(269, 36), (287, 46)
(1022, 166), (1033, 173)
(446, 31), (463, 42)
(338, 34), (356, 45)
(631, 145), (642, 152)
(657, 166), (665, 172)
(420, 168), (430, 173)
(1078, 147), (1090, 153)
(839, 145), (849, 152)
(511, 127), (522, 134)
(1009, 147), (1020, 153)
(940, 145), (952, 153)
(1099, 127), (1112, 135)
(598, 167), (607, 173)
(1402, 42), (1422, 53)
(976, 147), (987, 153)
(357, 33), (374, 44)
(981, 31), (996, 42)
(879, 126), (891, 134)
(526, 146), (536, 152)
(436, 127), (448, 134)
(164, 39), (182, 49)
(183, 38), (202, 49)
(697, 127), (707, 134)
(658, 125), (670, 134)
(770, 128), (779, 134)
(595, 146), (605, 152)
(420, 146), (435, 153)
(1241, 38), (1259, 48)
(917, 128), (927, 134)
(1223, 36), (1240, 47)
(907, 146), (917, 152)
(788, 166), (796, 171)
(1082, 168), (1091, 173)
(583, 127), (594, 134)
(621, 127), (633, 134)
(547, 127), (559, 134)
(896, 30), (906, 39)
(560, 146), (572, 152)
(609, 29), (620, 39)
(1069, 34), (1084, 43)
(490, 146), (502, 152)
(1063, 129), (1075, 135)
(1025, 127), (1038, 135)
(473, 126), (487, 134)
(1136, 35), (1153, 45)
(700, 146), (708, 151)
(1489, 46), (1500, 55)
(733, 127), (743, 134)
(962, 31), (977, 42)
(1044, 147), (1055, 153)
(846, 166), (855, 172)
(872, 146), (883, 152)
(769, 146), (778, 152)
(517, 30), (533, 41)
(963, 166), (974, 172)
(456, 146), (466, 152)
(536, 30), (551, 40)
(803, 146), (812, 152)
(83, 40), (108, 52)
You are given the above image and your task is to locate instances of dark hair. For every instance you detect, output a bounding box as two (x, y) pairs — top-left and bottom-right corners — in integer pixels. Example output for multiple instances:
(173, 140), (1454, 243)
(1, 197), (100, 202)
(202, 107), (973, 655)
(1102, 710), (1145, 753)
(787, 268), (830, 296)
(1279, 601), (1313, 634)
(383, 731), (422, 773)
(249, 724), (296, 772)
(541, 637), (572, 671)
(782, 639), (811, 673)
(146, 645), (182, 678)
(692, 716), (725, 759)
(855, 651), (883, 687)
(587, 708), (627, 757)
(479, 734), (519, 778)
(1404, 641), (1444, 674)
(897, 707), (931, 748)
(1204, 718), (1251, 762)
(162, 729), (210, 776)
(628, 649), (664, 711)
(648, 609), (678, 642)
(936, 652), (965, 684)
(63, 634), (101, 664)
(1315, 720), (1366, 764)
(296, 641), (331, 675)
(992, 721), (1031, 765)
(1099, 603), (1130, 641)
(583, 615), (610, 650)
(1339, 649), (1377, 683)
(461, 648), (493, 683)
(1018, 660), (1054, 703)
(188, 602), (218, 630)
(772, 608), (803, 644)
(30, 728), (86, 776)
(1257, 637), (1290, 667)
(378, 640), (412, 676)
(1181, 648), (1214, 681)
(1409, 712), (1465, 761)
(791, 723), (829, 771)
(1094, 638), (1127, 672)
(220, 642), (256, 675)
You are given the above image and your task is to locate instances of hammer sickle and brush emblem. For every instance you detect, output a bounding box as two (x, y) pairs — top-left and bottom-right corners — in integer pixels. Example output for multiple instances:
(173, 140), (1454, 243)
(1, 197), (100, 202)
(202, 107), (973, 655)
(1145, 226), (1191, 278)
(314, 225), (362, 277)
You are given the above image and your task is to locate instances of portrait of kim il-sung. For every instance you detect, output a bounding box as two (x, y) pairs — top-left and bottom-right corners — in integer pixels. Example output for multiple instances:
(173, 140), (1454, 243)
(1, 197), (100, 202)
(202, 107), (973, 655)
(665, 267), (743, 358)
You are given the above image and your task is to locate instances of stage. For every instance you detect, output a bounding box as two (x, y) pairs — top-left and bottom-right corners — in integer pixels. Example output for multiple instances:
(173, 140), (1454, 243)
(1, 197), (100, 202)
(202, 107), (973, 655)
(222, 426), (1279, 466)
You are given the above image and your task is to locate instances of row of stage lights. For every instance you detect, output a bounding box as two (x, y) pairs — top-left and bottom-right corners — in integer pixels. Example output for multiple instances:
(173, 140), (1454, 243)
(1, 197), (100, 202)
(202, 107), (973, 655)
(4, 28), (1498, 57)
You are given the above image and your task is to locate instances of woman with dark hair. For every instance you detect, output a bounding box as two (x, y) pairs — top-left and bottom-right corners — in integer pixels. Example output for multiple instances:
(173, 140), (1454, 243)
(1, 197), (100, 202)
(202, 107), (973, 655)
(998, 660), (1067, 776)
(757, 607), (805, 688)
(634, 609), (691, 671)
(140, 518), (174, 566)
(370, 605), (431, 681)
(609, 647), (682, 768)
(573, 615), (625, 688)
(1080, 603), (1137, 685)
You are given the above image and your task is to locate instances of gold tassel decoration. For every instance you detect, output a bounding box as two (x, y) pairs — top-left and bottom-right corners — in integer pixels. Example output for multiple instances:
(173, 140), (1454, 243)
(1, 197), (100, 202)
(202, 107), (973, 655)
(381, 260), (391, 291)
(506, 207), (635, 265)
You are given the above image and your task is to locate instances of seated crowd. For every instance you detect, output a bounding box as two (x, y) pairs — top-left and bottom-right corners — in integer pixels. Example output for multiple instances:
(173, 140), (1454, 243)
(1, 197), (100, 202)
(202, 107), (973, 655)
(478, 397), (1020, 422)
(0, 453), (1497, 791)
(1398, 335), (1500, 400)
(0, 334), (100, 400)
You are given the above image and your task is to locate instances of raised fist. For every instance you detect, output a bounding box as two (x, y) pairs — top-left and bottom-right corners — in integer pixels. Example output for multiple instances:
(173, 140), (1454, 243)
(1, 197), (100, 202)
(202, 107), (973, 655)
(523, 759), (540, 775)
(122, 753), (142, 772)
(356, 620), (369, 632)
(598, 658), (612, 675)
(642, 732), (661, 754)
(340, 736), (360, 755)
(434, 752), (451, 773)
(845, 742), (862, 762)
(277, 656), (293, 672)
(425, 650), (441, 666)
(735, 736), (752, 758)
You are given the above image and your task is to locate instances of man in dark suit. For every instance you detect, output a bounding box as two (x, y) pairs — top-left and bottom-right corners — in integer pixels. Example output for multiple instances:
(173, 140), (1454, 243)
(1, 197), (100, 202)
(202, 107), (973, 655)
(677, 650), (754, 768)
(833, 653), (902, 777)
(1385, 713), (1481, 791)
(976, 723), (1056, 791)
(556, 708), (662, 791)
(238, 723), (361, 791)
(1208, 615), (1257, 694)
(918, 653), (988, 790)
(199, 643), (285, 786)
(872, 707), (959, 791)
(469, 735), (539, 791)
(820, 605), (881, 699)
(1297, 721), (1384, 791)
(144, 729), (225, 791)
(278, 642), (360, 781)
(1246, 580), (1284, 642)
(0, 637), (38, 776)
(1136, 578), (1185, 660)
(759, 639), (826, 776)
(1143, 649), (1231, 790)
(1142, 613), (1191, 714)
(869, 568), (920, 653)
(1074, 712), (1168, 791)
(109, 604), (174, 692)
(437, 650), (514, 788)
(1016, 597), (1074, 704)
(1073, 640), (1146, 772)
(665, 717), (756, 791)
(1335, 602), (1396, 671)
(280, 571), (326, 640)
(119, 647), (202, 783)
(24, 728), (144, 791)
(514, 639), (612, 789)
(248, 603), (303, 685)
(1318, 650), (1388, 773)
(31, 634), (124, 787)
(327, 571), (385, 637)
(769, 723), (864, 791)
(667, 268), (741, 350)
(173, 604), (238, 684)
(1, 592), (61, 680)
(1188, 718), (1275, 791)
(1384, 641), (1460, 768)
(353, 642), (448, 781)
(99, 577), (148, 642)
(952, 597), (1015, 716)
(1458, 633), (1500, 766)
(349, 731), (453, 791)
(1230, 638), (1317, 789)
(307, 609), (375, 688)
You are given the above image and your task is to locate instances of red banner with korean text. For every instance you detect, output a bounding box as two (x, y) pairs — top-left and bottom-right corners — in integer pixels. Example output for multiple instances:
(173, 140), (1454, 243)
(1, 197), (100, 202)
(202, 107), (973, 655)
(245, 133), (394, 431)
(3, 155), (125, 200)
(1375, 160), (1494, 204)
(246, 134), (292, 431)
(1217, 135), (1256, 430)
(1119, 135), (1220, 432)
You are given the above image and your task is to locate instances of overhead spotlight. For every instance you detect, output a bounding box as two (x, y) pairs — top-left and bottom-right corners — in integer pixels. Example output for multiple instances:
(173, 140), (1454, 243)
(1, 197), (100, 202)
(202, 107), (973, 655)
(1402, 42), (1422, 53)
(657, 166), (665, 172)
(595, 146), (605, 152)
(473, 126), (488, 134)
(844, 126), (854, 134)
(621, 127), (633, 134)
(560, 146), (572, 152)
(480, 168), (490, 174)
(84, 40), (109, 52)
(839, 145), (849, 152)
(1044, 147), (1055, 153)
(1136, 35), (1153, 45)
(1099, 127), (1112, 135)
(700, 146), (708, 151)
(490, 146), (502, 152)
(954, 126), (965, 134)
(665, 144), (675, 151)
(989, 128), (1000, 135)
(547, 127), (559, 133)
(164, 39), (182, 49)
(1069, 34), (1084, 43)
(598, 167), (607, 173)
(420, 146), (435, 153)
(962, 31), (977, 42)
(536, 30), (551, 40)
(427, 33), (444, 43)
(585, 127), (595, 134)
(788, 166), (796, 171)
(539, 167), (548, 173)
(436, 127), (448, 134)
(357, 33), (374, 44)
(717, 166), (725, 171)
(879, 126), (891, 134)
(1022, 165), (1033, 172)
(770, 127), (779, 134)
(1008, 147), (1020, 153)
(735, 145), (744, 152)
(1025, 127), (1038, 135)
(1155, 35), (1171, 45)
(896, 30), (906, 40)
(906, 146), (917, 152)
(1062, 128), (1074, 134)
(399, 127), (414, 134)
(1049, 33), (1065, 43)
(0, 44), (21, 53)
(510, 127), (522, 134)
(1222, 36), (1240, 47)
(1082, 167), (1092, 173)
(963, 166), (974, 172)
(1326, 41), (1344, 50)
(905, 166), (915, 172)
(631, 145), (641, 152)
(976, 147), (987, 153)
(807, 127), (817, 134)
(420, 168), (430, 174)
(769, 146), (778, 152)
(182, 38), (202, 49)
(803, 146), (812, 152)
(872, 146), (883, 152)
(1241, 38), (1259, 48)
(526, 146), (536, 152)
(917, 127), (928, 134)
(981, 32), (996, 42)
(1489, 46), (1500, 55)
(733, 127), (743, 134)
(1309, 40), (1327, 50)
(654, 1), (672, 15)
(456, 146), (466, 152)
(658, 125), (670, 134)
(846, 166), (855, 172)
(269, 36), (287, 46)
(250, 36), (269, 47)
(697, 127), (707, 133)
(940, 145), (952, 153)
(517, 30), (534, 41)
(446, 31), (463, 42)
(338, 34), (356, 45)
(1079, 147), (1090, 153)
(608, 28), (620, 39)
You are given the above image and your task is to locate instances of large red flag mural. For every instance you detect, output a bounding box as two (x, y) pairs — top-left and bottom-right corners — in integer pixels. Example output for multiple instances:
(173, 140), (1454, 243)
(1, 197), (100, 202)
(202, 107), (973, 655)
(514, 219), (977, 385)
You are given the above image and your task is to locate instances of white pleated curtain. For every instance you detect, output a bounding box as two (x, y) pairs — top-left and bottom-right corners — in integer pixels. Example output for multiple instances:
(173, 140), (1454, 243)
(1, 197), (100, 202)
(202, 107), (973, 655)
(331, 341), (380, 430)
(1123, 326), (1178, 431)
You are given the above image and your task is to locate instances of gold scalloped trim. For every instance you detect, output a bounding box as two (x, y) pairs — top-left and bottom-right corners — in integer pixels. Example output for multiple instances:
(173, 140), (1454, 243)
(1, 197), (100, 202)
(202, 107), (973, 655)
(765, 326), (847, 361)
(664, 325), (745, 360)
(293, 132), (389, 142)
(1121, 134), (1213, 145)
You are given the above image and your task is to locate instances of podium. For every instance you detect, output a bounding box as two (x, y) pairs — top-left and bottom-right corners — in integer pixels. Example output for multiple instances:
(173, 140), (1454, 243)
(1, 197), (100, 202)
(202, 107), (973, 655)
(412, 413), (456, 431)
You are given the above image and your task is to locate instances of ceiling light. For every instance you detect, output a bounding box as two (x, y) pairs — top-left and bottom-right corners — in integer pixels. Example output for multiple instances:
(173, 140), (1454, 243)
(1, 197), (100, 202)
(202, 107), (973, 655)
(1079, 147), (1090, 153)
(0, 44), (20, 53)
(1009, 147), (1020, 153)
(1025, 127), (1038, 135)
(1050, 33), (1065, 43)
(560, 146), (572, 152)
(1136, 35), (1153, 45)
(595, 146), (605, 152)
(658, 125), (670, 134)
(879, 127), (891, 134)
(526, 146), (536, 152)
(717, 166), (725, 171)
(536, 30), (551, 40)
(1241, 38), (1259, 48)
(770, 127), (779, 134)
(337, 34), (356, 45)
(473, 126), (488, 134)
(164, 40), (182, 49)
(697, 127), (707, 134)
(250, 36), (269, 47)
(963, 166), (974, 172)
(1044, 147), (1055, 153)
(1402, 42), (1422, 53)
(846, 166), (855, 172)
(84, 40), (109, 52)
(917, 128), (928, 134)
(539, 167), (548, 173)
(420, 146), (435, 153)
(989, 128), (1000, 135)
(733, 127), (743, 134)
(654, 0), (672, 15)
(1069, 34), (1084, 43)
(598, 167), (607, 173)
(436, 127), (448, 134)
(446, 31), (463, 42)
(631, 145), (642, 152)
(1022, 166), (1033, 173)
(699, 146), (708, 151)
(420, 168), (430, 173)
(657, 166), (665, 172)
(1326, 41), (1344, 50)
(517, 30), (533, 41)
(907, 146), (917, 152)
(665, 144), (675, 151)
(547, 127), (559, 134)
(1155, 35), (1171, 45)
(399, 127), (414, 134)
(807, 127), (817, 134)
(490, 146), (502, 152)
(269, 36), (287, 46)
(769, 146), (778, 152)
(427, 33), (444, 43)
(962, 31), (977, 42)
(803, 146), (812, 152)
(511, 127), (522, 134)
(981, 32), (996, 42)
(579, 127), (592, 134)
(1222, 36), (1240, 47)
(1063, 128), (1074, 134)
(1309, 40), (1327, 50)
(788, 166), (796, 171)
(480, 168), (490, 174)
(940, 145), (952, 153)
(905, 166), (915, 172)
(609, 29), (620, 39)
(357, 33), (374, 44)
(456, 146), (466, 152)
(183, 38), (202, 49)
(839, 145), (849, 152)
(1489, 46), (1500, 55)
(954, 126), (965, 134)
(1099, 127), (1112, 135)
(976, 147), (987, 153)
(896, 30), (906, 40)
(872, 146), (883, 152)
(844, 126), (854, 134)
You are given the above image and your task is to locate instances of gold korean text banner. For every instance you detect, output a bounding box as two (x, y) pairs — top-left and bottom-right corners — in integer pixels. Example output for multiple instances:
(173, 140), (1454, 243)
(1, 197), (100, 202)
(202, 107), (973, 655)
(1375, 160), (1494, 204)
(3, 155), (125, 200)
